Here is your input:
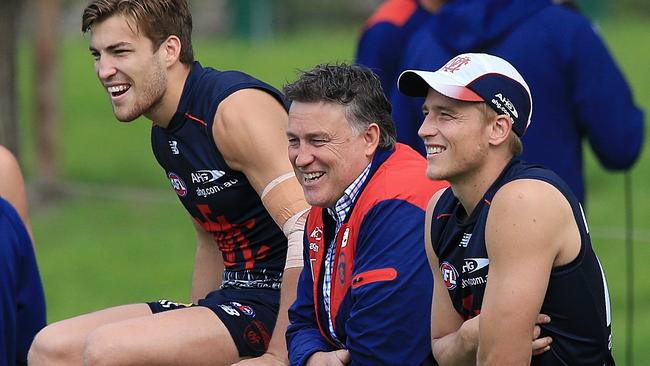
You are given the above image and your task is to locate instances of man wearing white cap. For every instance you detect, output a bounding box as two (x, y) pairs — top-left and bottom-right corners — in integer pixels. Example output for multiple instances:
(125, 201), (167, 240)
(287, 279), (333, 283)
(398, 53), (615, 365)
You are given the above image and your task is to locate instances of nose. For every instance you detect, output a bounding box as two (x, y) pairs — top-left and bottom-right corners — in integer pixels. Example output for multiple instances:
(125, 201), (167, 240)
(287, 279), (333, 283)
(418, 114), (439, 141)
(291, 143), (315, 169)
(95, 56), (117, 81)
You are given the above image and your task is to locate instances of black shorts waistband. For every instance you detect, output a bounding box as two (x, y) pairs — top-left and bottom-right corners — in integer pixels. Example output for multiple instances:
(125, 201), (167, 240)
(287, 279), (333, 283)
(221, 269), (282, 290)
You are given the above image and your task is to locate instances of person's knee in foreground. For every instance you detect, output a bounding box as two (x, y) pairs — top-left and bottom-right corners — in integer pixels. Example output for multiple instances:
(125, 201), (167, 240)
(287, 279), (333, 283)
(283, 63), (448, 366)
(398, 53), (615, 365)
(0, 146), (46, 366)
(28, 1), (308, 365)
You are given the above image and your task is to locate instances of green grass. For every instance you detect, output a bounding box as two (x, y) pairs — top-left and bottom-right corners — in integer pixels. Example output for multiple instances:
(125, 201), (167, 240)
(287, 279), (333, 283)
(18, 20), (649, 364)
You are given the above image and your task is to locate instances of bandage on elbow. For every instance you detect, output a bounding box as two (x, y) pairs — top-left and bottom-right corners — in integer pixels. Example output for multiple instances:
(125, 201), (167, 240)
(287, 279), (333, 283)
(261, 172), (310, 269)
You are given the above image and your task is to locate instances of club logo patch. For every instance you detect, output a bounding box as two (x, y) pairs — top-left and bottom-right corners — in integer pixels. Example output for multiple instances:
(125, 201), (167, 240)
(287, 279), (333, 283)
(167, 172), (187, 197)
(440, 261), (459, 290)
(443, 55), (471, 73)
(231, 301), (256, 317)
(310, 226), (323, 241)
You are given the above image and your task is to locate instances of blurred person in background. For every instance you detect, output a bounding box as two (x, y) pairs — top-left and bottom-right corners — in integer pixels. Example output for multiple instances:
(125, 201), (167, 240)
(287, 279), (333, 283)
(389, 0), (644, 204)
(356, 0), (443, 97)
(0, 145), (46, 366)
(283, 63), (446, 366)
(28, 0), (309, 365)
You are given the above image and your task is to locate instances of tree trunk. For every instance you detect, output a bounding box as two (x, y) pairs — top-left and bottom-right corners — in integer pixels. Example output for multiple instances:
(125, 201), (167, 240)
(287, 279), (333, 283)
(0, 0), (22, 159)
(35, 0), (62, 195)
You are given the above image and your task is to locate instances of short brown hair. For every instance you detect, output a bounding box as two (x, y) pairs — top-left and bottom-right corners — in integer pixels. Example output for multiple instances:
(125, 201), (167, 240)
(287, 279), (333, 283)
(82, 0), (194, 64)
(284, 63), (397, 150)
(477, 103), (523, 156)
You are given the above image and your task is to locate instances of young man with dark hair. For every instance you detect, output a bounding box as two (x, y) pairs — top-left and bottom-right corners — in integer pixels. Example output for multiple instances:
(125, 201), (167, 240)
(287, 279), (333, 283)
(284, 63), (447, 366)
(29, 1), (308, 365)
(398, 53), (615, 365)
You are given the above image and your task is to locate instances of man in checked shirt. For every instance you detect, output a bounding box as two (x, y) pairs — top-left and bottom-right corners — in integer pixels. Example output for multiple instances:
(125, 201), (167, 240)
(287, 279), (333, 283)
(283, 63), (447, 366)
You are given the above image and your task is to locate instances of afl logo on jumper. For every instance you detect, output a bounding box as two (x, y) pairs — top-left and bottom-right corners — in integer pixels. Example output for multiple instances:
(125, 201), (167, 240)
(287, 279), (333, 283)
(441, 261), (459, 290)
(168, 172), (187, 197)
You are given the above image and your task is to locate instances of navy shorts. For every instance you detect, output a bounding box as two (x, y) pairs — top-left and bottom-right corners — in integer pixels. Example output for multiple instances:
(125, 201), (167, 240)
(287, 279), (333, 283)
(147, 287), (280, 357)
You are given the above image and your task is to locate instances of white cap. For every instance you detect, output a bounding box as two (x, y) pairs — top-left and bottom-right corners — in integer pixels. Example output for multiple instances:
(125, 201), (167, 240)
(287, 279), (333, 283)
(398, 53), (533, 136)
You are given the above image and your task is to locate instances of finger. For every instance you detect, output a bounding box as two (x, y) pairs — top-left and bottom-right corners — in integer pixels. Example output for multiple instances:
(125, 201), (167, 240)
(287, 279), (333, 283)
(536, 314), (551, 324)
(532, 336), (553, 355)
(335, 349), (351, 364)
(532, 325), (541, 340)
(532, 345), (551, 356)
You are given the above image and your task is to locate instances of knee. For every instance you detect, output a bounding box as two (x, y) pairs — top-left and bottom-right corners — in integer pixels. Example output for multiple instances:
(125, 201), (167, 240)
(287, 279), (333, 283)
(82, 325), (125, 366)
(28, 323), (81, 365)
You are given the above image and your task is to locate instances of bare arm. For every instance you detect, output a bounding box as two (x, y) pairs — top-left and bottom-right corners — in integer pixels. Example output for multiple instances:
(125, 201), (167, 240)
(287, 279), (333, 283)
(214, 88), (309, 365)
(424, 190), (477, 366)
(191, 219), (224, 302)
(478, 179), (579, 365)
(0, 145), (34, 242)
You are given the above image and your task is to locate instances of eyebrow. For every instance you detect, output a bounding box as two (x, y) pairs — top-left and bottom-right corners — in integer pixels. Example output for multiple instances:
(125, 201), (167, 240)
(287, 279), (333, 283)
(286, 131), (327, 139)
(422, 104), (456, 113)
(89, 41), (132, 53)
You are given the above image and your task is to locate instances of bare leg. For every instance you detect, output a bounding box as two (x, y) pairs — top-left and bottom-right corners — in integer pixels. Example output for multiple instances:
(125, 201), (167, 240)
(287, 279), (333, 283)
(28, 303), (153, 365)
(29, 302), (240, 366)
(82, 306), (239, 366)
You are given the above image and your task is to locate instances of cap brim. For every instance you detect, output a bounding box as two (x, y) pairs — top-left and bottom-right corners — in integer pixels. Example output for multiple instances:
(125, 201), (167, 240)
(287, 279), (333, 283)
(397, 70), (483, 102)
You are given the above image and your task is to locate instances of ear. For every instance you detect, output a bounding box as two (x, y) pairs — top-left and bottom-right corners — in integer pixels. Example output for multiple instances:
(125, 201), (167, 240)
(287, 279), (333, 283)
(160, 35), (182, 67)
(488, 114), (512, 146)
(363, 123), (381, 156)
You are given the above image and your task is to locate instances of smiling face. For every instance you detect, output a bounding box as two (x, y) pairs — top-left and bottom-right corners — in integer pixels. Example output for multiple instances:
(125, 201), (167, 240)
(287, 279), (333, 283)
(418, 89), (492, 183)
(287, 101), (376, 209)
(89, 14), (168, 122)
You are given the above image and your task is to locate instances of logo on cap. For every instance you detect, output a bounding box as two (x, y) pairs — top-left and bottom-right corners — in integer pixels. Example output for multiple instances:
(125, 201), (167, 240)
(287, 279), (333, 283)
(443, 56), (471, 73)
(492, 93), (519, 119)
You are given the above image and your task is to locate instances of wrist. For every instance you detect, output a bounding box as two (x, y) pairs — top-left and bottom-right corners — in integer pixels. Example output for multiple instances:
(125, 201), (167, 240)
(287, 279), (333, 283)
(264, 349), (288, 364)
(458, 319), (479, 354)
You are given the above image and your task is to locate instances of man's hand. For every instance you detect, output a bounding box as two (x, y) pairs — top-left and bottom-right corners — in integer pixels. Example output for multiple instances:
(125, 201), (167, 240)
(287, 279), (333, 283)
(231, 353), (287, 366)
(306, 350), (351, 366)
(532, 314), (553, 356)
(462, 313), (552, 357)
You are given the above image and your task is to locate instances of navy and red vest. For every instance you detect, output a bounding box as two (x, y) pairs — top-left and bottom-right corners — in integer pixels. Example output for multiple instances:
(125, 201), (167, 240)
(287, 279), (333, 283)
(151, 62), (289, 289)
(430, 158), (615, 365)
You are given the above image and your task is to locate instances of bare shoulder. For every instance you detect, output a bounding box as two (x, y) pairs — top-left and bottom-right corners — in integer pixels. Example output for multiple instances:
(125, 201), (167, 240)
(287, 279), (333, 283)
(0, 145), (24, 198)
(490, 179), (571, 215)
(487, 179), (578, 265)
(212, 88), (290, 191)
(217, 88), (286, 123)
(0, 145), (20, 174)
(0, 145), (32, 233)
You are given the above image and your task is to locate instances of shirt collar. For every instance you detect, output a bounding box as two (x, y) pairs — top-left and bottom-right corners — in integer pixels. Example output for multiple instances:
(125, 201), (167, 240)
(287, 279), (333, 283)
(327, 162), (372, 224)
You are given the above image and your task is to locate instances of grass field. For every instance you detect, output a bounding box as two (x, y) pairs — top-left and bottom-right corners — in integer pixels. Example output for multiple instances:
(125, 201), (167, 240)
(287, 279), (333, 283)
(18, 19), (650, 364)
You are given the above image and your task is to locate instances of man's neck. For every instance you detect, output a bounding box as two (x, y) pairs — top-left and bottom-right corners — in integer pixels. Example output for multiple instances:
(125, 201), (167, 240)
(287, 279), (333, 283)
(450, 154), (511, 217)
(145, 62), (192, 128)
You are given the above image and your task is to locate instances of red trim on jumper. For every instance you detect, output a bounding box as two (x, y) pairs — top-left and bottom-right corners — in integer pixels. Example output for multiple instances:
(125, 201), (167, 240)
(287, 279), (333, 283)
(436, 213), (452, 219)
(351, 268), (397, 289)
(185, 113), (207, 126)
(365, 0), (418, 29)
